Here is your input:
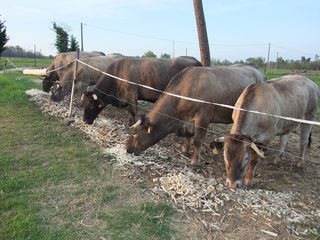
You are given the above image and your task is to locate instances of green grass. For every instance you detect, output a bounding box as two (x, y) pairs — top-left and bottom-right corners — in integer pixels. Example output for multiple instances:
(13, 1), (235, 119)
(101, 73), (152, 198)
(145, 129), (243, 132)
(0, 57), (52, 70)
(0, 72), (178, 239)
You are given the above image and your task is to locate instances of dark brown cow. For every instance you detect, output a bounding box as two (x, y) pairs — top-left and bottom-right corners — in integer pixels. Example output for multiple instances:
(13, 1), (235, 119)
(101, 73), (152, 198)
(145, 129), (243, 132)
(50, 55), (123, 101)
(42, 51), (105, 92)
(80, 56), (202, 125)
(126, 65), (264, 166)
(215, 75), (319, 189)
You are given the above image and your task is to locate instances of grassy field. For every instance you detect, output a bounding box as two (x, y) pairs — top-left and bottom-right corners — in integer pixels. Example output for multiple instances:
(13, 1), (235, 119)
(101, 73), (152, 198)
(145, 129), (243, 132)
(0, 57), (52, 70)
(0, 72), (195, 239)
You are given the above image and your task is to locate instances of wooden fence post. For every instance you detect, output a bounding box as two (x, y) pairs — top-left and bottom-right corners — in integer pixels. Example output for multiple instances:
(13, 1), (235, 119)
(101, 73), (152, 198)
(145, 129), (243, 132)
(68, 48), (80, 118)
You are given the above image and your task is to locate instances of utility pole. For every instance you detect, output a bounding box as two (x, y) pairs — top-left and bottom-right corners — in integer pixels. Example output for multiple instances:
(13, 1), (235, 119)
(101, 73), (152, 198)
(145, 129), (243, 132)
(274, 51), (279, 73)
(193, 0), (211, 66)
(81, 22), (84, 51)
(265, 42), (271, 74)
(172, 40), (175, 58)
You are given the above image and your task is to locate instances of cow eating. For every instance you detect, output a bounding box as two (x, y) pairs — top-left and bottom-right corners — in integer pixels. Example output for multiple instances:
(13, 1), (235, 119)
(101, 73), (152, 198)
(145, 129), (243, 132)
(126, 65), (265, 166)
(214, 75), (320, 189)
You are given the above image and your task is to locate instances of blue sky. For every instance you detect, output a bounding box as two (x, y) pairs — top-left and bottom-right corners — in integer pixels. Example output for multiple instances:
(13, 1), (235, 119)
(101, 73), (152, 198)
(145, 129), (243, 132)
(1, 0), (319, 61)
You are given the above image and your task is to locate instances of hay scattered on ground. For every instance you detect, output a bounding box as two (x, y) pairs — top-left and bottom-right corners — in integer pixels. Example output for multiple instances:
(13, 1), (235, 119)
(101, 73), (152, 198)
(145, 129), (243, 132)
(26, 89), (320, 235)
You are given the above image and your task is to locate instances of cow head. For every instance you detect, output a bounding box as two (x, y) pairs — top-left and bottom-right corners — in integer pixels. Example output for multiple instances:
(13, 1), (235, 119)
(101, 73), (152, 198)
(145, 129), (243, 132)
(217, 134), (265, 189)
(42, 71), (58, 93)
(42, 75), (54, 93)
(50, 82), (66, 102)
(80, 89), (106, 124)
(126, 115), (165, 155)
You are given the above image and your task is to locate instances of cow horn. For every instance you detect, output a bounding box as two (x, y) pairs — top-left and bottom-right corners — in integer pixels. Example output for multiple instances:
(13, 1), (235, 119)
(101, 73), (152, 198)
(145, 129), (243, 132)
(130, 119), (142, 129)
(250, 142), (265, 158)
(80, 93), (84, 102)
(56, 83), (60, 89)
(148, 126), (152, 134)
(214, 137), (225, 142)
(92, 94), (98, 100)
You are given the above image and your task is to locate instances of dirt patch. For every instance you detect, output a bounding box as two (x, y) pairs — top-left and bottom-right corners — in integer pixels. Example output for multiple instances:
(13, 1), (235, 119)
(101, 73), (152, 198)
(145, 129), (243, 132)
(26, 89), (320, 239)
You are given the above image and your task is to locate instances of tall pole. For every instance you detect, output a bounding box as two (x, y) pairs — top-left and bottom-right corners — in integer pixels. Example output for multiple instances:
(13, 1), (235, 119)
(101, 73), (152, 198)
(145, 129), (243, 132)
(68, 48), (80, 118)
(193, 0), (211, 66)
(274, 51), (279, 74)
(172, 40), (175, 58)
(265, 42), (271, 74)
(81, 22), (84, 51)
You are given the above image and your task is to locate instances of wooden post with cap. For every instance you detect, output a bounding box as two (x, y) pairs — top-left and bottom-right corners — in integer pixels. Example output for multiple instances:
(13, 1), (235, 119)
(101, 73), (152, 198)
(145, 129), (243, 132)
(68, 48), (80, 119)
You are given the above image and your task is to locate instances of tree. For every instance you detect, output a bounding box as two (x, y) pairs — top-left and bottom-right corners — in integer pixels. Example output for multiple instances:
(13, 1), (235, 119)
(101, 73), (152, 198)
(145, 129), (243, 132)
(0, 17), (9, 57)
(246, 57), (265, 68)
(52, 22), (69, 53)
(193, 0), (211, 66)
(160, 53), (171, 59)
(69, 35), (79, 51)
(142, 51), (157, 58)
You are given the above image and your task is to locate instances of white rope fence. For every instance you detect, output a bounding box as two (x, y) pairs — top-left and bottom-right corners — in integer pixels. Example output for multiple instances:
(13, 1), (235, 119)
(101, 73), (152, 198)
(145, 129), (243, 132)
(76, 59), (320, 127)
(40, 58), (320, 164)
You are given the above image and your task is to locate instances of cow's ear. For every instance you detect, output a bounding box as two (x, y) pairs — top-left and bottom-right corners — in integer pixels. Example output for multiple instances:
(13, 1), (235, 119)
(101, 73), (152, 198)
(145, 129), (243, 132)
(98, 99), (105, 108)
(141, 115), (152, 134)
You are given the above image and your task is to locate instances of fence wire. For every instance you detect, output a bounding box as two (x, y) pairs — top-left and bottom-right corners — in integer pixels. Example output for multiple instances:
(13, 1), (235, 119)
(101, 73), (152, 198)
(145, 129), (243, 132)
(34, 59), (320, 165)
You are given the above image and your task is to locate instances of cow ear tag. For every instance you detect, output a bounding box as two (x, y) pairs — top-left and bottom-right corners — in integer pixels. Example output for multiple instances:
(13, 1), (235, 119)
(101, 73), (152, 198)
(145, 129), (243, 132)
(147, 126), (152, 134)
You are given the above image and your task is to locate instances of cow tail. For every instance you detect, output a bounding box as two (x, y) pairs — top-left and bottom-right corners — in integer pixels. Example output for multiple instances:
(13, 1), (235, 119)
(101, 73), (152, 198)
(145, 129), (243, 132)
(308, 131), (312, 148)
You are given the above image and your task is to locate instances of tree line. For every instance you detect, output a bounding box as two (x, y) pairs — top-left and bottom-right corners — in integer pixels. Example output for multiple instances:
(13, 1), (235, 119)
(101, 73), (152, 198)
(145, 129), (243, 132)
(213, 56), (320, 71)
(2, 45), (51, 58)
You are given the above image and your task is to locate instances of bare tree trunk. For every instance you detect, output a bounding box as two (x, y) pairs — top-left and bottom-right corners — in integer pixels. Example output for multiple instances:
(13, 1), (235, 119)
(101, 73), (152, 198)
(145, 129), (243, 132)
(193, 0), (211, 66)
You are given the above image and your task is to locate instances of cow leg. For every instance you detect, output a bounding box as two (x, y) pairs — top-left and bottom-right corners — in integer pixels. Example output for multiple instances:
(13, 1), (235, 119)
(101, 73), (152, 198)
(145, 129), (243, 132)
(244, 158), (258, 188)
(190, 121), (208, 166)
(126, 95), (138, 126)
(294, 123), (312, 168)
(273, 134), (289, 165)
(181, 137), (191, 156)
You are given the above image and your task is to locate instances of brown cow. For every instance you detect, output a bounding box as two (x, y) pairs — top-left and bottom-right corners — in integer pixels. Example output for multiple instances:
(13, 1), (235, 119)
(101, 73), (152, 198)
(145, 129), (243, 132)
(214, 75), (319, 189)
(126, 65), (265, 166)
(80, 56), (202, 125)
(42, 51), (105, 92)
(50, 55), (123, 101)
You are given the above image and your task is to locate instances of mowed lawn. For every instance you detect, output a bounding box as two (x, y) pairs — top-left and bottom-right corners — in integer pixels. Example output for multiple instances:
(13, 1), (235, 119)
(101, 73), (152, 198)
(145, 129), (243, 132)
(0, 57), (52, 70)
(0, 73), (190, 240)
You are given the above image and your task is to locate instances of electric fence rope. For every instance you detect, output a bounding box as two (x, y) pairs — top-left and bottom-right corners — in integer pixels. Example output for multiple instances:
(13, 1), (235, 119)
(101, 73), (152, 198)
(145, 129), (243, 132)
(39, 58), (320, 165)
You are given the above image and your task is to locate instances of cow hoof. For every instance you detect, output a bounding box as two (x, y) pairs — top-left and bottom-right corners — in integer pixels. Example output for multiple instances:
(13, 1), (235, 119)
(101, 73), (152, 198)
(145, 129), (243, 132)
(190, 164), (201, 171)
(181, 150), (191, 157)
(293, 159), (304, 168)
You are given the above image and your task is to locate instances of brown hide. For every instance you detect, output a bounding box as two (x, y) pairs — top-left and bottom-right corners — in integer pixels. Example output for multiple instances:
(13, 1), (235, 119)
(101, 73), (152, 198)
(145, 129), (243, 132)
(42, 51), (105, 92)
(81, 56), (202, 124)
(126, 65), (265, 165)
(50, 55), (123, 101)
(224, 74), (320, 188)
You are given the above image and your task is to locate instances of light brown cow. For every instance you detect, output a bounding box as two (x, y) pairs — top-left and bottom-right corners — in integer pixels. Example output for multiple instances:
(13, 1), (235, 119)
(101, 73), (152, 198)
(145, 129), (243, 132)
(216, 75), (319, 189)
(126, 65), (265, 166)
(50, 55), (123, 101)
(42, 51), (105, 92)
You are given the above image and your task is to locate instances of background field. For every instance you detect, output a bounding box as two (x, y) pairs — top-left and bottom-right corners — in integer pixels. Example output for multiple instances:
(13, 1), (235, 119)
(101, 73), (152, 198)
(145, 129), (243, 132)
(0, 57), (52, 70)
